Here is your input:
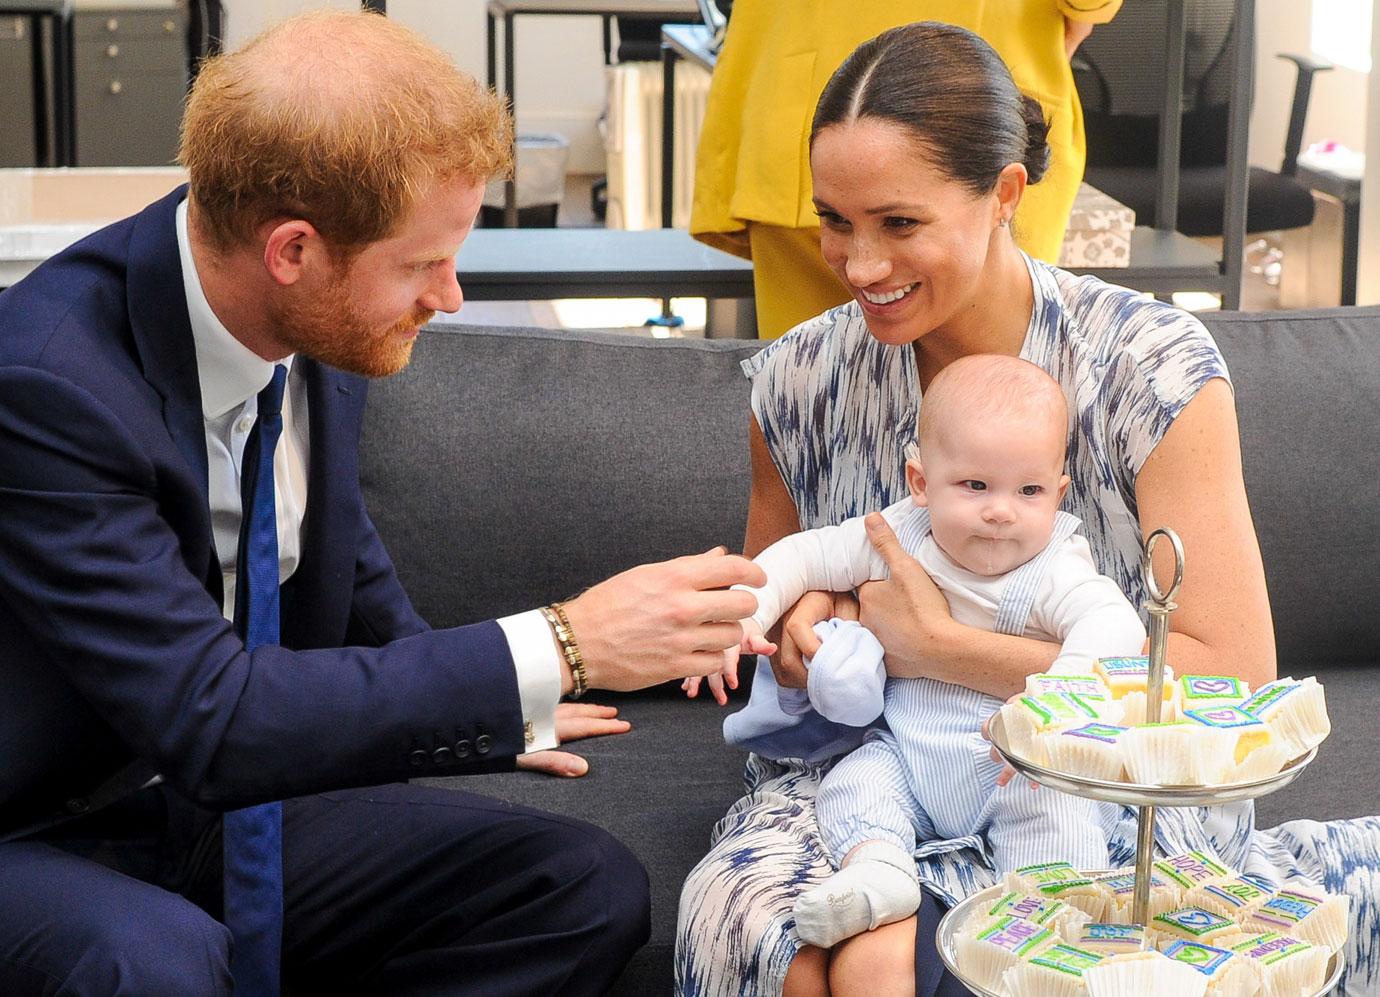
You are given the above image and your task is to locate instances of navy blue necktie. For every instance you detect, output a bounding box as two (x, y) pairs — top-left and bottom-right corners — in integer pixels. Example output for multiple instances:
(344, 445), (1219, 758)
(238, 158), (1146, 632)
(225, 364), (288, 996)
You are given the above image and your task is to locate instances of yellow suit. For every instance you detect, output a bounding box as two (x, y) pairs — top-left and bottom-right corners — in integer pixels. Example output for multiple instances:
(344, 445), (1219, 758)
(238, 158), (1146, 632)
(690, 0), (1122, 337)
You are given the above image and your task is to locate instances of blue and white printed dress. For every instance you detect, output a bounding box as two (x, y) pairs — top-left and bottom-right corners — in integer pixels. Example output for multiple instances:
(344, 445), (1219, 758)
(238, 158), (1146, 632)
(674, 255), (1380, 996)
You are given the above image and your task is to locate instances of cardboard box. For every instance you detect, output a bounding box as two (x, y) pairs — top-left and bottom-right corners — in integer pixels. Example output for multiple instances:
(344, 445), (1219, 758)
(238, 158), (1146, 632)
(1058, 182), (1135, 268)
(0, 167), (186, 286)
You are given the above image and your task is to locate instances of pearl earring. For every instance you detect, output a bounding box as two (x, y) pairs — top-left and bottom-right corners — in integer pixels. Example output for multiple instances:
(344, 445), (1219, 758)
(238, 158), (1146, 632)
(997, 217), (1009, 228)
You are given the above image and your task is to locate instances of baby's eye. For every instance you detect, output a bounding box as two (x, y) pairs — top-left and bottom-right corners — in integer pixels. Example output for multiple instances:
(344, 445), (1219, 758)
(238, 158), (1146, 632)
(1019, 485), (1043, 496)
(962, 480), (987, 492)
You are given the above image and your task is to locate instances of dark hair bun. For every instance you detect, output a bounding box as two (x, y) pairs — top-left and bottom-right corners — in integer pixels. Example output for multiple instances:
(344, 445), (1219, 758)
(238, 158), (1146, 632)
(1021, 94), (1050, 185)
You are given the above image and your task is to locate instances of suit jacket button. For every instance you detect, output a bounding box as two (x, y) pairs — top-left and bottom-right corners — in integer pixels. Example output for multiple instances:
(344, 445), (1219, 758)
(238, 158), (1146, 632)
(475, 734), (492, 754)
(408, 749), (428, 767)
(65, 798), (90, 815)
(454, 739), (472, 758)
(431, 745), (454, 765)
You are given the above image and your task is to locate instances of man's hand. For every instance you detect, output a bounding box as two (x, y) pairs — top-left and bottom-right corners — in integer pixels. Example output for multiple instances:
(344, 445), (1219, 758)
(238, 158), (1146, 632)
(515, 702), (631, 778)
(561, 546), (766, 693)
(856, 513), (953, 677)
(682, 618), (777, 705)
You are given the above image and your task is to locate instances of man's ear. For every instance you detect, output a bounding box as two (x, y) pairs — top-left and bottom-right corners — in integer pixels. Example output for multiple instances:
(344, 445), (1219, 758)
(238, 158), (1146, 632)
(906, 457), (930, 507)
(262, 219), (321, 287)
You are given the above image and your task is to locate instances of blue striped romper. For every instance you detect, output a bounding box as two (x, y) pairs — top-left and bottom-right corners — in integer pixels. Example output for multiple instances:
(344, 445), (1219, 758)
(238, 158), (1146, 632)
(816, 506), (1121, 877)
(674, 254), (1380, 996)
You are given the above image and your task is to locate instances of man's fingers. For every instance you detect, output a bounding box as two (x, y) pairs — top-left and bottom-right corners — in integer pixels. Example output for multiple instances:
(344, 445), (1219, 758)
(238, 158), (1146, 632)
(680, 550), (768, 591)
(556, 702), (619, 721)
(516, 750), (589, 778)
(555, 716), (632, 743)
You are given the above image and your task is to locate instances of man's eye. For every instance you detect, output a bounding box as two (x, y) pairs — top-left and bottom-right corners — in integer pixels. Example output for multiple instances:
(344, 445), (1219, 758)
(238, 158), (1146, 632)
(962, 480), (987, 491)
(1020, 485), (1043, 496)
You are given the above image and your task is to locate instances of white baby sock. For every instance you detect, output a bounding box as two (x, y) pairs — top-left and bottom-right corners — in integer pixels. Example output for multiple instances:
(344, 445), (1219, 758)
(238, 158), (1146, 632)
(793, 841), (921, 948)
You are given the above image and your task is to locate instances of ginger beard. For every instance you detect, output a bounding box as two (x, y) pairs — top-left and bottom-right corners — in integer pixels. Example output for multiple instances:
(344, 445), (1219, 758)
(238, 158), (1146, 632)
(273, 260), (433, 378)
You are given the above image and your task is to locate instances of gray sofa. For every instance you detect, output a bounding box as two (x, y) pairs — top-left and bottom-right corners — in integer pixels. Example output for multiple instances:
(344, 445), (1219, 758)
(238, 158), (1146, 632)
(358, 309), (1380, 994)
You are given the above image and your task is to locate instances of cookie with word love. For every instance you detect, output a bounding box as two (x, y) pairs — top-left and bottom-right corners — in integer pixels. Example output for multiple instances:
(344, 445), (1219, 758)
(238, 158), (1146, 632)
(974, 890), (1092, 941)
(1002, 941), (1106, 997)
(1160, 940), (1263, 997)
(953, 913), (1055, 993)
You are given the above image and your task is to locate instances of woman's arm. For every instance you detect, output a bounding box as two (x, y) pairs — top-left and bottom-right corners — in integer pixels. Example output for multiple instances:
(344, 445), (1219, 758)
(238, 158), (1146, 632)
(856, 515), (1061, 699)
(745, 414), (858, 688)
(1133, 378), (1277, 687)
(744, 414), (801, 557)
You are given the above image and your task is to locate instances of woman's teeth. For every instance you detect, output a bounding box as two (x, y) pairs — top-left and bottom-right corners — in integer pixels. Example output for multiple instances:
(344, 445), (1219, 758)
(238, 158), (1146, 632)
(861, 283), (916, 305)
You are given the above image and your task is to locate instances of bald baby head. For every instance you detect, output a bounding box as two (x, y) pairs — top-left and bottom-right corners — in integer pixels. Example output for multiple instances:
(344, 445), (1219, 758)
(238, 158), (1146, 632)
(917, 354), (1069, 463)
(180, 9), (512, 255)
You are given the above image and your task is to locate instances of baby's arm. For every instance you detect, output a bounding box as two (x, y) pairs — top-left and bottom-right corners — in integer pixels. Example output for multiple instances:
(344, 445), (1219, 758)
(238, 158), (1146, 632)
(1035, 537), (1147, 673)
(682, 500), (910, 703)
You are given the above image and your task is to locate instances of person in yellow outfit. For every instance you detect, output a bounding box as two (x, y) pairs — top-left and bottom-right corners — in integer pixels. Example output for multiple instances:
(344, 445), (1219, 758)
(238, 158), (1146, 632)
(690, 1), (1122, 338)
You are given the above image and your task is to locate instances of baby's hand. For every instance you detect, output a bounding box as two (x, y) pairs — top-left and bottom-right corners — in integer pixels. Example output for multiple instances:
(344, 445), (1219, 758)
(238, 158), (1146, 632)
(682, 664), (736, 706)
(739, 617), (778, 658)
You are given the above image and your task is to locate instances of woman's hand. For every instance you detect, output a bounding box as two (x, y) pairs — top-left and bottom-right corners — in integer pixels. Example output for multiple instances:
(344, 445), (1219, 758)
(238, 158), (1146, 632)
(515, 702), (631, 778)
(771, 589), (858, 688)
(1064, 16), (1094, 59)
(856, 512), (955, 677)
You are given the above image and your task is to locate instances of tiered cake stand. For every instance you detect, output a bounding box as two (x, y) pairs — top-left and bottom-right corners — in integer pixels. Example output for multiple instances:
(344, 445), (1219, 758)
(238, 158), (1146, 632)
(935, 528), (1344, 996)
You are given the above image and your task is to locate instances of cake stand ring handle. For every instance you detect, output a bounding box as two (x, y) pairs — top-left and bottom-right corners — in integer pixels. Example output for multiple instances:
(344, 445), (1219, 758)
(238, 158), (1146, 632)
(1142, 527), (1184, 607)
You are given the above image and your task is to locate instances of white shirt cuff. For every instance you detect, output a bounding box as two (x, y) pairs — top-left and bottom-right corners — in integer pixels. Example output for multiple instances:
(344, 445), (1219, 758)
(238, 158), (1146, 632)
(496, 610), (561, 752)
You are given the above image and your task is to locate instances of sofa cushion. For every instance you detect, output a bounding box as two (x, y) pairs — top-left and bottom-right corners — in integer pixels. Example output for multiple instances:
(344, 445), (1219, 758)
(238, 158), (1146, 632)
(360, 324), (763, 629)
(1203, 307), (1380, 670)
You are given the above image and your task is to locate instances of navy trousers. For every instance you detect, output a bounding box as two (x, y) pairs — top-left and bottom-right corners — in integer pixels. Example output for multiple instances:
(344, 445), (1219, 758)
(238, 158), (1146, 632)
(0, 782), (650, 996)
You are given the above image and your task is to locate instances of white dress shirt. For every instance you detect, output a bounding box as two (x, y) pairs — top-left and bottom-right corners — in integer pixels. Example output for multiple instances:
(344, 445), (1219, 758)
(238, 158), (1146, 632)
(175, 199), (560, 752)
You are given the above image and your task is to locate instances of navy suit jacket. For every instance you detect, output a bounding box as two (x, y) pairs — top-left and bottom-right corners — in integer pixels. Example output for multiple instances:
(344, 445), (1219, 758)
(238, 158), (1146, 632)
(0, 188), (523, 838)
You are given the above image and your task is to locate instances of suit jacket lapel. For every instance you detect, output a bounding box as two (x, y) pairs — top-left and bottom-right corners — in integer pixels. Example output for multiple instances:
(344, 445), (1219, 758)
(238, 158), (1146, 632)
(124, 185), (219, 599)
(280, 358), (362, 650)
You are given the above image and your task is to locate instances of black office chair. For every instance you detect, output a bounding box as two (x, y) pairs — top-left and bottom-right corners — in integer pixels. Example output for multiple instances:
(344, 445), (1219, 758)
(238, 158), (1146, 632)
(1073, 0), (1331, 240)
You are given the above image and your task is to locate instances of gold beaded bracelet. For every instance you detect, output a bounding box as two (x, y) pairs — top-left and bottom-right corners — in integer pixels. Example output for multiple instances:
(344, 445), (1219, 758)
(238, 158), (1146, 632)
(540, 603), (588, 699)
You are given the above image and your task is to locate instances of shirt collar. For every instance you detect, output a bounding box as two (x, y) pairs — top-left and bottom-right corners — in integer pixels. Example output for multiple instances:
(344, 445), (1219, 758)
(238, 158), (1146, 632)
(176, 198), (295, 420)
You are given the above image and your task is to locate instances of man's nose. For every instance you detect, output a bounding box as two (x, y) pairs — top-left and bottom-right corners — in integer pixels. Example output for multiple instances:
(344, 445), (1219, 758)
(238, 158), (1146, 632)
(420, 264), (463, 314)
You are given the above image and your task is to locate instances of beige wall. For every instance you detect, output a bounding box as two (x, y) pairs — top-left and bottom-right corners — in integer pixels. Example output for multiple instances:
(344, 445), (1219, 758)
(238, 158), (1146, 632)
(1252, 0), (1369, 170)
(222, 0), (609, 172)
